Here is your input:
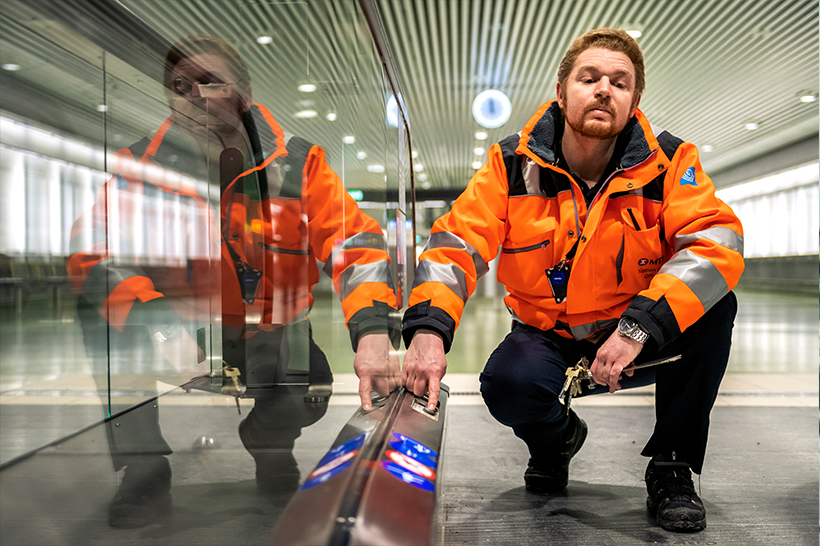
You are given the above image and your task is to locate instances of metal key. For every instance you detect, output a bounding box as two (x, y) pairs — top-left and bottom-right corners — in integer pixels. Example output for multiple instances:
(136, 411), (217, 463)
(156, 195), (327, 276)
(558, 354), (682, 412)
(558, 365), (581, 412)
(222, 364), (246, 415)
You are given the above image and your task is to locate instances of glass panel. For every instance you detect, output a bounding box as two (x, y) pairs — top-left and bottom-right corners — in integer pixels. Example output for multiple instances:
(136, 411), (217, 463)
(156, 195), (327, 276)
(1, 0), (410, 540)
(0, 1), (110, 459)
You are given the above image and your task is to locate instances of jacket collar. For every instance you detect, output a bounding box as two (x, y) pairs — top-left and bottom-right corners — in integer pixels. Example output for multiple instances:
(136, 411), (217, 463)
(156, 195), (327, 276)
(516, 100), (658, 171)
(147, 102), (287, 166)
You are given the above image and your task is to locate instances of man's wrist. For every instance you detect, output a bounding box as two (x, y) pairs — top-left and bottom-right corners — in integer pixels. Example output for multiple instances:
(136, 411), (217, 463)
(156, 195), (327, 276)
(413, 328), (444, 341)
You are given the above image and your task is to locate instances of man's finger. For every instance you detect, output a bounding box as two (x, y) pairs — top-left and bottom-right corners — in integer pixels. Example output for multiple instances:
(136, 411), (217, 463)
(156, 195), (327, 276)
(359, 375), (373, 411)
(427, 377), (440, 412)
(372, 373), (389, 398)
(412, 374), (428, 398)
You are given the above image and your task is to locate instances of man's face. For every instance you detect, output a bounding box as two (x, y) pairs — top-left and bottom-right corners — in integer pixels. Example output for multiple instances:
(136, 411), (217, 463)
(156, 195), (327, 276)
(169, 52), (249, 133)
(556, 47), (640, 141)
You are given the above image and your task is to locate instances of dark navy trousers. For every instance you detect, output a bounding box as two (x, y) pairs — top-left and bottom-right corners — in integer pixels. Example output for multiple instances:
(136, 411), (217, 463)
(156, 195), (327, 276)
(479, 292), (737, 474)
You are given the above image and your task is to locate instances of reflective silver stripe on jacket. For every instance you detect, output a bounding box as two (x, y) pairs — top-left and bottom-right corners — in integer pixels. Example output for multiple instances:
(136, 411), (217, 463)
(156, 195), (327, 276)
(673, 226), (744, 256)
(424, 232), (489, 278)
(323, 232), (388, 276)
(658, 249), (729, 311)
(569, 318), (619, 341)
(338, 259), (393, 301)
(522, 158), (545, 196)
(413, 259), (469, 301)
(260, 242), (310, 255)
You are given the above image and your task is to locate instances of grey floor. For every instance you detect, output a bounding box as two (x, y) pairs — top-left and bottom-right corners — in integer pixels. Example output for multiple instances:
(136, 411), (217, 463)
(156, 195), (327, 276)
(0, 289), (818, 544)
(0, 402), (816, 545)
(442, 405), (818, 546)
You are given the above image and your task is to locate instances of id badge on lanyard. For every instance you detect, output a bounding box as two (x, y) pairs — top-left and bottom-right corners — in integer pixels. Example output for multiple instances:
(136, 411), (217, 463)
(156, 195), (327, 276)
(545, 258), (571, 304)
(236, 260), (262, 305)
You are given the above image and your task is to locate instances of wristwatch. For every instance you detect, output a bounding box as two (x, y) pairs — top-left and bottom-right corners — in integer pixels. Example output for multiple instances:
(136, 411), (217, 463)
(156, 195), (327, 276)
(152, 321), (182, 344)
(618, 317), (649, 345)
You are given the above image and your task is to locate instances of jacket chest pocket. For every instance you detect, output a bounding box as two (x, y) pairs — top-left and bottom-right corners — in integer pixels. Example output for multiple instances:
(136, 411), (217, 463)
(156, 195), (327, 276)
(498, 227), (557, 297)
(615, 223), (664, 295)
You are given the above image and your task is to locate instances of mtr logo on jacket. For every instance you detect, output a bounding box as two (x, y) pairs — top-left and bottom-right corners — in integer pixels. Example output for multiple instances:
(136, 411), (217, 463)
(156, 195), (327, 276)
(404, 101), (744, 351)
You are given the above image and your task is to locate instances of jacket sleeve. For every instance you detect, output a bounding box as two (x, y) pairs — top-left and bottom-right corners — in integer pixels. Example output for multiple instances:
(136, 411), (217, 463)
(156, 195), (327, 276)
(302, 145), (400, 351)
(622, 143), (744, 347)
(402, 143), (509, 352)
(67, 148), (166, 332)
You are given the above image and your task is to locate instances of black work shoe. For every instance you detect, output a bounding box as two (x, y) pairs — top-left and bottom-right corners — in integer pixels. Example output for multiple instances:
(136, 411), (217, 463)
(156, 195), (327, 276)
(524, 409), (588, 494)
(109, 456), (172, 528)
(239, 417), (300, 493)
(645, 455), (706, 532)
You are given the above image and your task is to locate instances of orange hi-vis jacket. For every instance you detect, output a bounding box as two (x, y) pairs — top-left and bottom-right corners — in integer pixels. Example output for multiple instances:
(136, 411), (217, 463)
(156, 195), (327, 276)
(68, 103), (397, 350)
(403, 101), (744, 351)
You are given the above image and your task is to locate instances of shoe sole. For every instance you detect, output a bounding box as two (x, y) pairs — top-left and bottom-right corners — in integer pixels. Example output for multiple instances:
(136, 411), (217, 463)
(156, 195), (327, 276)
(647, 498), (706, 533)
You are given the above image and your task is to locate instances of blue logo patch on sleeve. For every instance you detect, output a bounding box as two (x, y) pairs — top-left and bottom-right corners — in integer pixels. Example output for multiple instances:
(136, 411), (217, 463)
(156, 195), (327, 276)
(679, 166), (697, 186)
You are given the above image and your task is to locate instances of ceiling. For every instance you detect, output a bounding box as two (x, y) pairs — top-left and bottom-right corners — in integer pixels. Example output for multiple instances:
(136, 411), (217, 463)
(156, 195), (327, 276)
(1, 0), (817, 193)
(376, 0), (819, 189)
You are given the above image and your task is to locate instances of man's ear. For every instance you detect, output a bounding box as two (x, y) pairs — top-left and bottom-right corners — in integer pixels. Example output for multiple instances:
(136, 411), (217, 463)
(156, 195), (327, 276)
(630, 93), (642, 117)
(556, 82), (564, 109)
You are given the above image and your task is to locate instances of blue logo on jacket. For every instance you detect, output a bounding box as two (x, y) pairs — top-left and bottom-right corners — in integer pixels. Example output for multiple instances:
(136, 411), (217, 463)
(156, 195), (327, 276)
(680, 167), (697, 186)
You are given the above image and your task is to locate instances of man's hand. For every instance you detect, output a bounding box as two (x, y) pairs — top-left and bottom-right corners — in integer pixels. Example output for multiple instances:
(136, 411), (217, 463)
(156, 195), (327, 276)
(156, 327), (201, 377)
(354, 333), (400, 410)
(402, 329), (447, 412)
(590, 330), (644, 393)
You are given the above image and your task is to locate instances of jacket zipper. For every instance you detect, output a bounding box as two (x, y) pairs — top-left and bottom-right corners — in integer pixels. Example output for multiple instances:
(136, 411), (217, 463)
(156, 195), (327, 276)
(502, 239), (550, 254)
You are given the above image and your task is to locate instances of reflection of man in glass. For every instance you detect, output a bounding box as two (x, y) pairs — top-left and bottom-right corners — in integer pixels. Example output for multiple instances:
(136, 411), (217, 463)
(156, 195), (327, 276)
(68, 35), (399, 528)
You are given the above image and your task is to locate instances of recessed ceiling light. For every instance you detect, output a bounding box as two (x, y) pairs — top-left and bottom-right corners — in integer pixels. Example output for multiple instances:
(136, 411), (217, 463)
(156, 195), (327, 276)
(418, 173), (428, 182)
(472, 89), (511, 128)
(475, 131), (488, 140)
(294, 110), (317, 118)
(626, 30), (642, 38)
(367, 164), (385, 173)
(745, 122), (759, 131)
(343, 136), (355, 144)
(256, 36), (273, 45)
(357, 151), (367, 160)
(97, 104), (108, 112)
(414, 164), (424, 172)
(799, 94), (817, 103)
(474, 147), (485, 155)
(702, 145), (714, 152)
(421, 181), (431, 190)
(298, 83), (317, 93)
(411, 150), (419, 159)
(326, 112), (337, 121)
(471, 161), (482, 169)
(2, 63), (21, 71)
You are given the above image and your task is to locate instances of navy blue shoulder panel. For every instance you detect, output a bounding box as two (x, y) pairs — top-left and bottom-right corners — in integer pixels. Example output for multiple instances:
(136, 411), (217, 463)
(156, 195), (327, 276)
(539, 167), (573, 198)
(280, 136), (313, 199)
(127, 137), (152, 162)
(656, 130), (684, 164)
(498, 134), (527, 197)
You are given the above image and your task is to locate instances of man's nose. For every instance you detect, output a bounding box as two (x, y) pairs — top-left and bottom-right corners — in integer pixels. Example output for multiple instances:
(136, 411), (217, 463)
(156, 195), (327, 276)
(594, 78), (612, 98)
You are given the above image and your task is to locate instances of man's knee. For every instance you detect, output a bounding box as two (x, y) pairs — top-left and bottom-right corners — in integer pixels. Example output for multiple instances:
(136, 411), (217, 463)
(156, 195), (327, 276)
(480, 367), (565, 427)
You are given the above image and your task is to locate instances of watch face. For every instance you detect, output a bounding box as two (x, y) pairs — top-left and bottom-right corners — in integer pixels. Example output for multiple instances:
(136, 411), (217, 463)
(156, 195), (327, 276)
(619, 319), (647, 343)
